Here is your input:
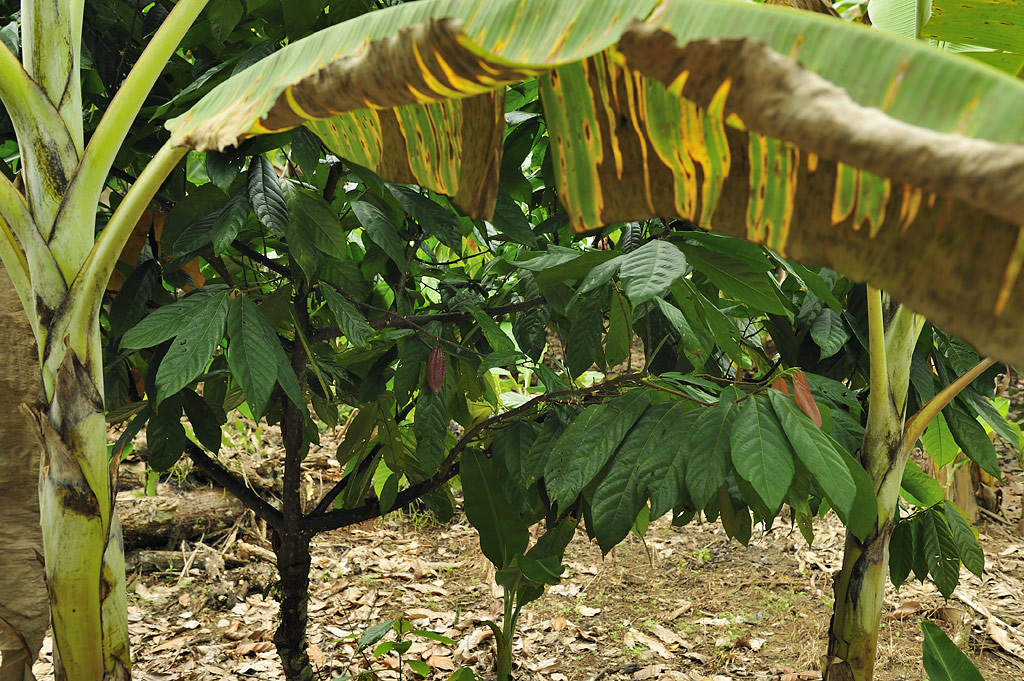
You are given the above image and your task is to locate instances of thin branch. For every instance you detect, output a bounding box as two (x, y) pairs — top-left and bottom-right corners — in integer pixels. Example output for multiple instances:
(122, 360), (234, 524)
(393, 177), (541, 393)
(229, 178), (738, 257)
(903, 357), (998, 452)
(308, 401), (416, 517)
(186, 443), (284, 529)
(311, 296), (547, 341)
(302, 372), (647, 534)
(233, 240), (292, 277)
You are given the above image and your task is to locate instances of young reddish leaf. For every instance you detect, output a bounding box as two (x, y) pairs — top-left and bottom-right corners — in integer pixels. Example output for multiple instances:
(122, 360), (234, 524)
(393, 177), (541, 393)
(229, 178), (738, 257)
(427, 345), (446, 395)
(793, 371), (822, 428)
(771, 377), (790, 396)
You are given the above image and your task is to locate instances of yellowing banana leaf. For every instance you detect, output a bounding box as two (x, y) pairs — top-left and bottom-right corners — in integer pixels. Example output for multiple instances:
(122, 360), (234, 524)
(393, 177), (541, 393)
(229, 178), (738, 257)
(168, 0), (1024, 366)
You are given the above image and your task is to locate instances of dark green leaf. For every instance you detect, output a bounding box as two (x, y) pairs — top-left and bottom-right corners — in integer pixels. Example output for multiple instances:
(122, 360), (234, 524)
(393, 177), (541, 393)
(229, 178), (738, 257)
(513, 308), (548, 362)
(566, 287), (604, 378)
(920, 509), (961, 599)
(181, 389), (224, 453)
(147, 396), (186, 472)
(322, 287), (375, 347)
(648, 407), (702, 518)
(226, 295), (285, 418)
(730, 395), (794, 511)
(155, 289), (231, 404)
(592, 403), (676, 552)
(207, 0), (243, 43)
(522, 415), (564, 488)
(605, 289), (631, 367)
(680, 245), (788, 314)
(545, 390), (651, 508)
(901, 459), (945, 507)
(357, 619), (399, 653)
(810, 308), (850, 359)
(352, 200), (407, 266)
(247, 156), (289, 235)
(461, 449), (529, 569)
(490, 189), (538, 248)
(121, 286), (229, 350)
(211, 192), (251, 254)
(921, 621), (985, 681)
(889, 518), (916, 589)
(109, 260), (159, 338)
(685, 388), (742, 509)
(944, 402), (1000, 478)
(413, 390), (448, 475)
(769, 391), (858, 525)
(387, 184), (463, 252)
(464, 305), (515, 352)
(619, 240), (687, 305)
(289, 127), (322, 177)
(943, 502), (984, 578)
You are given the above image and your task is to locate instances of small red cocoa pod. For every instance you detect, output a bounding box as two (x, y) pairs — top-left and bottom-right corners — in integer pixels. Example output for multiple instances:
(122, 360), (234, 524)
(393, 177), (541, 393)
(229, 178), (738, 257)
(427, 345), (446, 395)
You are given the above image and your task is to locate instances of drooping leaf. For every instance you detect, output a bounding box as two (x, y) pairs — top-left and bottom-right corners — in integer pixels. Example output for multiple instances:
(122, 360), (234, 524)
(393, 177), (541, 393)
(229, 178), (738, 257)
(921, 620), (985, 681)
(943, 502), (985, 578)
(592, 403), (675, 552)
(413, 389), (448, 475)
(685, 387), (743, 509)
(154, 289), (231, 404)
(147, 395), (186, 472)
(889, 517), (916, 589)
(352, 200), (408, 267)
(226, 294), (287, 418)
(769, 390), (858, 525)
(247, 156), (289, 235)
(181, 389), (224, 454)
(388, 184), (463, 252)
(648, 407), (703, 518)
(729, 394), (794, 511)
(920, 508), (961, 599)
(604, 289), (632, 367)
(545, 390), (651, 508)
(322, 286), (375, 347)
(566, 287), (605, 378)
(944, 401), (1000, 478)
(461, 449), (529, 569)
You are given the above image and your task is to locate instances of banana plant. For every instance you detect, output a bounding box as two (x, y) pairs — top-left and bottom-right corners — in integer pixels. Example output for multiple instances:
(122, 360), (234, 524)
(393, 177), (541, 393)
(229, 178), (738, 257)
(3, 0), (1024, 679)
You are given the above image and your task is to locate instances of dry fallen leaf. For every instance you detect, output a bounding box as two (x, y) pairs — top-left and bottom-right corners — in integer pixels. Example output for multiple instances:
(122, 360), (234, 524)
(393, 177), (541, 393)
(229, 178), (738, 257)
(629, 629), (673, 659)
(577, 606), (601, 617)
(884, 601), (923, 621)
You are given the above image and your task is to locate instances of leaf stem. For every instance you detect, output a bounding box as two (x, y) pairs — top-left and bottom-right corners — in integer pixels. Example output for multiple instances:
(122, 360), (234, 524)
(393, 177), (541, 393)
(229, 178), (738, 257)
(902, 357), (997, 453)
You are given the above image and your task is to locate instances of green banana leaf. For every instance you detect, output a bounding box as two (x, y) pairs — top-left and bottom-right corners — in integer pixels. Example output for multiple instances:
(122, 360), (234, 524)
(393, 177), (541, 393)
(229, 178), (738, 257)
(168, 0), (1024, 367)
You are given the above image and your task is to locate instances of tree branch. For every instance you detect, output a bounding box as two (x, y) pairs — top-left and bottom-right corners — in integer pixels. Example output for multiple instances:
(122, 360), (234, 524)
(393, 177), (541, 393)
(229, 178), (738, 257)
(185, 443), (284, 529)
(233, 240), (292, 278)
(301, 372), (647, 534)
(310, 296), (547, 342)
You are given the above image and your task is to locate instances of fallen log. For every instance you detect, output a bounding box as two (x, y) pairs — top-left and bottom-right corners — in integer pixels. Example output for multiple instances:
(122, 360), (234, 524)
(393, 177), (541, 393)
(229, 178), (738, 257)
(117, 485), (250, 548)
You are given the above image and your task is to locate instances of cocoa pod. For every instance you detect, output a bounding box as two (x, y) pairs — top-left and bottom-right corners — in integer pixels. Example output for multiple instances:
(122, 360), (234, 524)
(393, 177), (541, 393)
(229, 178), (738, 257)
(427, 345), (446, 395)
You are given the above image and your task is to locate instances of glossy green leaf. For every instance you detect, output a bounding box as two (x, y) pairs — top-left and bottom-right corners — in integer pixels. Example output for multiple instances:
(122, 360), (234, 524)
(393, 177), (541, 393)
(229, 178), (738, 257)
(619, 240), (687, 305)
(810, 308), (849, 360)
(247, 156), (289, 235)
(921, 620), (985, 681)
(729, 394), (794, 511)
(922, 412), (960, 468)
(901, 459), (945, 507)
(121, 286), (229, 350)
(566, 287), (604, 378)
(648, 407), (703, 518)
(944, 402), (1000, 478)
(680, 245), (787, 314)
(413, 389), (448, 476)
(604, 288), (632, 367)
(920, 508), (961, 599)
